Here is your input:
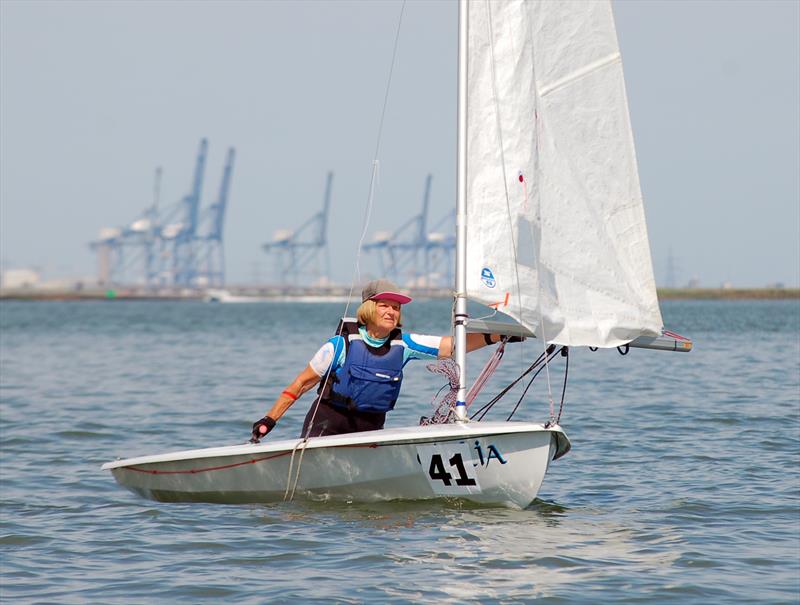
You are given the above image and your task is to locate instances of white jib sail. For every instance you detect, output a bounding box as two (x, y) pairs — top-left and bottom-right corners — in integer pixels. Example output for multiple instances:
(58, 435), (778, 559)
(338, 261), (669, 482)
(464, 0), (663, 348)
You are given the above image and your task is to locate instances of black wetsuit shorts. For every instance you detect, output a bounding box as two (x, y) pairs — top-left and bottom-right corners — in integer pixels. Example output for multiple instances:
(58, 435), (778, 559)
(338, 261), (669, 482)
(301, 401), (386, 438)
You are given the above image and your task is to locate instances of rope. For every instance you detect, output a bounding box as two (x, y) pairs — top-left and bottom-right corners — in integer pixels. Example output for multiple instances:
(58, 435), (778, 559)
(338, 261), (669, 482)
(466, 339), (506, 406)
(284, 438), (310, 501)
(421, 358), (459, 425)
(422, 337), (507, 425)
(301, 159), (380, 442)
(125, 442), (380, 476)
(283, 1), (407, 500)
(127, 451), (293, 475)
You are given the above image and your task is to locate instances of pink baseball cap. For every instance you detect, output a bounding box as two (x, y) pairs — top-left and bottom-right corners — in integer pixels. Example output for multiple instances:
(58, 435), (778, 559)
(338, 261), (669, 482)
(361, 279), (412, 305)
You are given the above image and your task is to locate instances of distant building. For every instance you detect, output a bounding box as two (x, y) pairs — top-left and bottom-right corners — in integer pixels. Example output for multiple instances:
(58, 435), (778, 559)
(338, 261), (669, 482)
(1, 269), (40, 289)
(38, 278), (92, 291)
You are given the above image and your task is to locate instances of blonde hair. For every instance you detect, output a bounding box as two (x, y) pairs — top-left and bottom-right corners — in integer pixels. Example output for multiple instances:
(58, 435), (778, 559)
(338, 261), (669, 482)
(356, 300), (402, 328)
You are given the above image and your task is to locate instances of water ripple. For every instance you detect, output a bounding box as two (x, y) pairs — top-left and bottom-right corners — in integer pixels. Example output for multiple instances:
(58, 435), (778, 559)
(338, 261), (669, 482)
(0, 300), (798, 604)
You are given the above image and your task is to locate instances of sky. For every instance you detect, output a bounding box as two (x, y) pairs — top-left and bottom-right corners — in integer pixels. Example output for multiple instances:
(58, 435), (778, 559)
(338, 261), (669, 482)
(1, 0), (798, 289)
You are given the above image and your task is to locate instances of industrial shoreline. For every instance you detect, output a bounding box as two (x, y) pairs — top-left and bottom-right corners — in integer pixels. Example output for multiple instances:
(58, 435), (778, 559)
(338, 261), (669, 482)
(1, 287), (798, 301)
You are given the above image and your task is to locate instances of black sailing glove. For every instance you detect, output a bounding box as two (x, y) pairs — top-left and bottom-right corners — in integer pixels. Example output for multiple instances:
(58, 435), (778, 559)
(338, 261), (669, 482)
(250, 416), (276, 444)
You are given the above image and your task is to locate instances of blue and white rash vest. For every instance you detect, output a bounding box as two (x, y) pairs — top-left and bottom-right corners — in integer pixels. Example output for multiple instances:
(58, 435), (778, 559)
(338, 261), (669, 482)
(310, 324), (442, 413)
(309, 326), (442, 377)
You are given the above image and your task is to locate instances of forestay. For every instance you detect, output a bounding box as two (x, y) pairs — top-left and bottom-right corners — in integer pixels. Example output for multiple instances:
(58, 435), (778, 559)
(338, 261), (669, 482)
(464, 0), (663, 348)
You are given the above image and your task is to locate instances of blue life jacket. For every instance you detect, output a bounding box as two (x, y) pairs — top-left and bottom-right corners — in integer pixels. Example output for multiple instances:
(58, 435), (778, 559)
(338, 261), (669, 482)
(318, 320), (404, 413)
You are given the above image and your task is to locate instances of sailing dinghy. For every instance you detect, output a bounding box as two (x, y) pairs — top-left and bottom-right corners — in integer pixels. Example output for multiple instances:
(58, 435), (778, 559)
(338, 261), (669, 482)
(103, 0), (691, 509)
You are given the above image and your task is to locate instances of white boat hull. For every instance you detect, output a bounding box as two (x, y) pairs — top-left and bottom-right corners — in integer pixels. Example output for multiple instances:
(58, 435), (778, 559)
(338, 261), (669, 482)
(102, 422), (570, 509)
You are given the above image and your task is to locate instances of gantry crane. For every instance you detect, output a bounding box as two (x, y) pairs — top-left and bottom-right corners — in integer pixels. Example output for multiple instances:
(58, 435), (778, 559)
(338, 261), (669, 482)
(363, 175), (455, 288)
(89, 139), (235, 288)
(262, 172), (333, 286)
(363, 174), (432, 286)
(88, 167), (162, 286)
(170, 138), (208, 286)
(195, 148), (236, 287)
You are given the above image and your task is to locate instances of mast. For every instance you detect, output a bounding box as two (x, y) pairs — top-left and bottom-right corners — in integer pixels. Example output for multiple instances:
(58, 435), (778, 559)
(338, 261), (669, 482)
(454, 0), (468, 421)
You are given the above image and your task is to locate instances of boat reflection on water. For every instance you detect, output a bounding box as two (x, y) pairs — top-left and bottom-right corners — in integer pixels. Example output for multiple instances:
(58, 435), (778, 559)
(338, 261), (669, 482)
(254, 498), (683, 600)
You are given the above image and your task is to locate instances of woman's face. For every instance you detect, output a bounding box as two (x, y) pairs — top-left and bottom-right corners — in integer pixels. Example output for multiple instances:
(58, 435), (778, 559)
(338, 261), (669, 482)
(370, 299), (402, 335)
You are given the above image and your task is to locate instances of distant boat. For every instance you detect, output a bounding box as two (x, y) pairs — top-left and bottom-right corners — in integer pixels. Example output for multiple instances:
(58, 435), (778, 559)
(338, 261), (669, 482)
(105, 0), (691, 508)
(204, 289), (268, 303)
(204, 289), (350, 304)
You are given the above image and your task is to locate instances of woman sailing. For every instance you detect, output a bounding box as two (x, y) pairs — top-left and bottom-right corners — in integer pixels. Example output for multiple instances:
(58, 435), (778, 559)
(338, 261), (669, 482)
(250, 279), (517, 442)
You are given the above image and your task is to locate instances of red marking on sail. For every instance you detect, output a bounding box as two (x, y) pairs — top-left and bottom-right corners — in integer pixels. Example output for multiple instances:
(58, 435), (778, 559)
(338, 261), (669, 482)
(519, 171), (528, 211)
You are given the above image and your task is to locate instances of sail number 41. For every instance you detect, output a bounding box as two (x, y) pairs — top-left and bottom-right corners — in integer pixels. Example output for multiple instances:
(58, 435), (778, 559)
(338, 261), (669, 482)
(429, 453), (475, 486)
(417, 443), (482, 495)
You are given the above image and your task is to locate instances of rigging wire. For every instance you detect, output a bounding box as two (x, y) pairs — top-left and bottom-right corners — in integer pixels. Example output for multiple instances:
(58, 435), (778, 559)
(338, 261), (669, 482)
(505, 345), (563, 421)
(506, 346), (563, 421)
(555, 346), (569, 425)
(283, 0), (407, 500)
(543, 346), (570, 428)
(469, 344), (557, 421)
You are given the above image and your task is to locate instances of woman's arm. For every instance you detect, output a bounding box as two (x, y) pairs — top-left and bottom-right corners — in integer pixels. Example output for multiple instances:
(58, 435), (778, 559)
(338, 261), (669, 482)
(437, 333), (503, 358)
(264, 364), (322, 422)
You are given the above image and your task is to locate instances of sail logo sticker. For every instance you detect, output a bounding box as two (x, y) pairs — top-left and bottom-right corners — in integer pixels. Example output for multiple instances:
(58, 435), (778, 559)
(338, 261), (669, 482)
(480, 267), (496, 288)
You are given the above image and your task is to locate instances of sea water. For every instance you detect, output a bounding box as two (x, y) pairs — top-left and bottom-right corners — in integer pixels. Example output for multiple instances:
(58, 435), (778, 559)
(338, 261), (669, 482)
(1, 299), (798, 604)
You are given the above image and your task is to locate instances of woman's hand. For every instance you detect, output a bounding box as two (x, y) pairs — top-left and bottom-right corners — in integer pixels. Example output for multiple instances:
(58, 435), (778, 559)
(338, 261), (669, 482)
(250, 416), (276, 443)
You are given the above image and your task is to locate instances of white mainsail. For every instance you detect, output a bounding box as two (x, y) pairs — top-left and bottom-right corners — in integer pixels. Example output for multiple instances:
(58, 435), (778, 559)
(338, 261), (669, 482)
(464, 0), (663, 348)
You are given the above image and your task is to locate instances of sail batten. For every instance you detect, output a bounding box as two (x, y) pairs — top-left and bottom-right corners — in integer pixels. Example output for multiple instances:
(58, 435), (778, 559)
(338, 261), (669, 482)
(538, 52), (621, 97)
(465, 0), (663, 348)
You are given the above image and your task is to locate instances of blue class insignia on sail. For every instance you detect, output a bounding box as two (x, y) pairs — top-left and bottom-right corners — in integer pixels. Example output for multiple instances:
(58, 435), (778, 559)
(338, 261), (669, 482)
(480, 267), (496, 288)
